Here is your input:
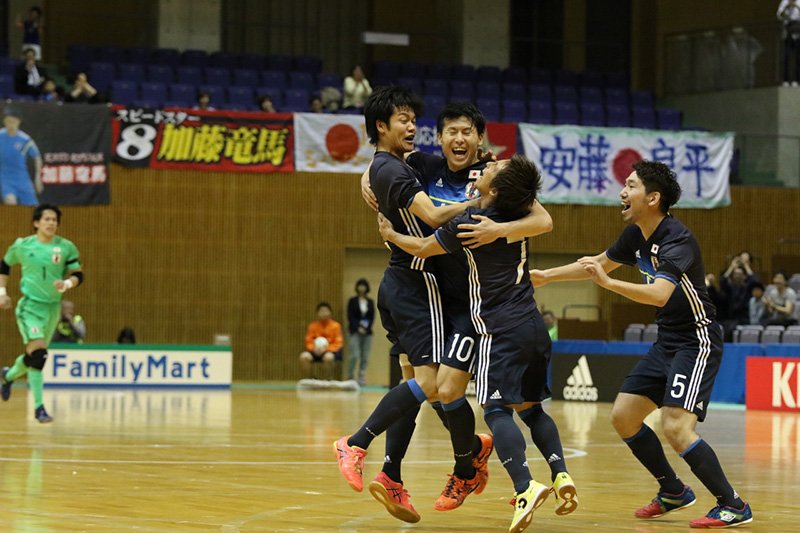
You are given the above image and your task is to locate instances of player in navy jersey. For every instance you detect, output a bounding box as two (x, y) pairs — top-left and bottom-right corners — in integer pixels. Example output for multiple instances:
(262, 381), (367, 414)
(334, 87), (486, 524)
(362, 103), (557, 513)
(530, 160), (752, 529)
(379, 154), (576, 533)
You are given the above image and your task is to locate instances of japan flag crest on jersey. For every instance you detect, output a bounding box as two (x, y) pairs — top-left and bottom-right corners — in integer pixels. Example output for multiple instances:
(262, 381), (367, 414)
(52, 246), (62, 264)
(465, 170), (481, 199)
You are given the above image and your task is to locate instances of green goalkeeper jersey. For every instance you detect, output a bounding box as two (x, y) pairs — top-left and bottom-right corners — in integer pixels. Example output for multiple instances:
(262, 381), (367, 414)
(3, 235), (81, 303)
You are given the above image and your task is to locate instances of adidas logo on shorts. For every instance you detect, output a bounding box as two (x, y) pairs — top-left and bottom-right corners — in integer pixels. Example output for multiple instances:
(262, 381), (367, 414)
(562, 355), (599, 401)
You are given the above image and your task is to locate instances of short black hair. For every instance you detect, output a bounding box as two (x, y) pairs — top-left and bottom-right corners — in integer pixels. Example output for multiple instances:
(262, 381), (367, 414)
(355, 278), (370, 293)
(774, 270), (788, 280)
(632, 160), (682, 214)
(490, 155), (543, 220)
(437, 102), (486, 136)
(316, 301), (331, 311)
(364, 86), (424, 145)
(33, 204), (61, 224)
(751, 282), (765, 293)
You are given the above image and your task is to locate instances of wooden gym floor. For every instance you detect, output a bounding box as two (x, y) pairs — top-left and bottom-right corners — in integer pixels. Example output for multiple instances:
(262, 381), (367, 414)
(0, 386), (796, 531)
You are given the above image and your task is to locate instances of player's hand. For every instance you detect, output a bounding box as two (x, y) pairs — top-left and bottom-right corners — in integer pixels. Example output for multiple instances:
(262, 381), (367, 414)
(361, 167), (378, 212)
(378, 212), (395, 242)
(477, 148), (496, 163)
(457, 215), (501, 248)
(529, 269), (548, 288)
(0, 294), (11, 309)
(53, 279), (73, 293)
(578, 256), (609, 286)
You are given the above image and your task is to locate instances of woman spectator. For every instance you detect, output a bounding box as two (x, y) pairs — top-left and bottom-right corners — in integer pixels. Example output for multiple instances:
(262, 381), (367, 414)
(342, 65), (372, 110)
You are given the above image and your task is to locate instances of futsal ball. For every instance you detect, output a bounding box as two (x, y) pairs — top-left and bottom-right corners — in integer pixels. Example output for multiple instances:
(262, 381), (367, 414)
(314, 337), (329, 352)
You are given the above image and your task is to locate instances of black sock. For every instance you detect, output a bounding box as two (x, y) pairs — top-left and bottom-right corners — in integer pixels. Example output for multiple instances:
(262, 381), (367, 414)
(431, 401), (450, 430)
(484, 406), (531, 494)
(681, 438), (743, 508)
(349, 379), (426, 450)
(382, 404), (420, 483)
(519, 404), (566, 482)
(443, 397), (476, 479)
(623, 424), (684, 494)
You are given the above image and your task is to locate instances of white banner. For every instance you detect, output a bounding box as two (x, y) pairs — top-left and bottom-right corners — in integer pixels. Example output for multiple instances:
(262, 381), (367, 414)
(294, 113), (374, 173)
(45, 345), (232, 387)
(519, 124), (734, 208)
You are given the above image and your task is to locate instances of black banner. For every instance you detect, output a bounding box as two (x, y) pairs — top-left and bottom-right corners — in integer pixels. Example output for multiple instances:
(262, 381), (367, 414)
(1, 102), (110, 206)
(551, 353), (643, 402)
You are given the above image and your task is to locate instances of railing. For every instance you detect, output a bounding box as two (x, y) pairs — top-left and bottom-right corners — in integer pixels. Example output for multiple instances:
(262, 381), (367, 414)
(663, 21), (783, 96)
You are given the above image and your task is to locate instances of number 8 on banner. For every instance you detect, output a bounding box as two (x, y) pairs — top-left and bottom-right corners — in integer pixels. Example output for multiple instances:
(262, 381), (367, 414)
(116, 124), (157, 161)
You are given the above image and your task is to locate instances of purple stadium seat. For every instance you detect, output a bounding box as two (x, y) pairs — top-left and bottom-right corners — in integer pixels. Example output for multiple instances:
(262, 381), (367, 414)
(554, 102), (579, 125)
(111, 81), (138, 105)
(528, 83), (552, 104)
(181, 50), (208, 68)
(449, 80), (475, 101)
(476, 97), (501, 122)
(132, 99), (160, 108)
(88, 62), (116, 92)
(227, 86), (254, 107)
(233, 68), (259, 88)
(283, 88), (310, 112)
(140, 82), (168, 104)
(97, 45), (124, 64)
(260, 70), (287, 90)
(553, 85), (578, 104)
(604, 87), (628, 106)
(656, 107), (682, 130)
(579, 86), (603, 105)
(632, 106), (656, 129)
(502, 66), (527, 84)
(372, 60), (399, 85)
(68, 44), (96, 74)
(426, 63), (452, 80)
(125, 47), (151, 65)
(316, 73), (342, 90)
(169, 83), (197, 107)
(606, 104), (631, 127)
(147, 65), (175, 84)
(502, 83), (526, 101)
(267, 55), (291, 72)
(205, 67), (231, 87)
(501, 100), (527, 123)
(209, 51), (237, 69)
(424, 79), (448, 98)
(528, 101), (553, 124)
(288, 71), (315, 91)
(175, 66), (203, 86)
(631, 90), (655, 108)
(477, 66), (501, 83)
(0, 75), (13, 95)
(400, 62), (425, 78)
(396, 77), (423, 96)
(528, 68), (553, 85)
(476, 81), (500, 100)
(256, 87), (284, 108)
(580, 103), (605, 127)
(119, 63), (146, 83)
(451, 64), (476, 82)
(239, 53), (266, 71)
(198, 84), (225, 106)
(293, 56), (322, 74)
(423, 95), (446, 119)
(152, 48), (180, 67)
(0, 57), (21, 76)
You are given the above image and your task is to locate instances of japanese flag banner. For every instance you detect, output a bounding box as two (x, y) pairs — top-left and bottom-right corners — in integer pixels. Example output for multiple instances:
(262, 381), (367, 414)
(294, 113), (375, 173)
(519, 124), (733, 208)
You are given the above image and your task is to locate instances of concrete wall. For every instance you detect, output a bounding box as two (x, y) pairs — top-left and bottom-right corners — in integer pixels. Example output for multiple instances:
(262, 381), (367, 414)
(159, 0), (221, 52)
(461, 0), (510, 68)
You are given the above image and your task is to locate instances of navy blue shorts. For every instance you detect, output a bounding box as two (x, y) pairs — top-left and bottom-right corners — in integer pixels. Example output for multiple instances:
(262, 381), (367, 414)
(620, 321), (723, 422)
(439, 299), (478, 374)
(474, 312), (552, 406)
(377, 265), (445, 366)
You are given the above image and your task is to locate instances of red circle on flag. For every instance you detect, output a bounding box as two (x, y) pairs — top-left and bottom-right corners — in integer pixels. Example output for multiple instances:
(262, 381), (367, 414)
(326, 124), (360, 162)
(613, 149), (643, 185)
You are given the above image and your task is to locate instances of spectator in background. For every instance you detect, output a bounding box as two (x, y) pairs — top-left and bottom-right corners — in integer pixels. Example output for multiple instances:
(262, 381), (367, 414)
(778, 0), (800, 85)
(14, 47), (46, 97)
(51, 300), (86, 344)
(194, 91), (215, 111)
(761, 270), (798, 326)
(1, 108), (43, 206)
(38, 78), (60, 103)
(117, 327), (136, 344)
(299, 302), (343, 379)
(718, 252), (759, 340)
(16, 6), (43, 60)
(309, 96), (324, 113)
(67, 73), (98, 103)
(346, 278), (374, 385)
(749, 282), (766, 325)
(343, 65), (372, 110)
(258, 95), (276, 113)
(542, 310), (558, 340)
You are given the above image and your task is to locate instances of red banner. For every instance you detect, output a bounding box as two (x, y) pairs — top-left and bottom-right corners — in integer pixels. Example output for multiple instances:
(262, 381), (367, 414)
(111, 107), (294, 173)
(484, 122), (518, 159)
(746, 356), (800, 411)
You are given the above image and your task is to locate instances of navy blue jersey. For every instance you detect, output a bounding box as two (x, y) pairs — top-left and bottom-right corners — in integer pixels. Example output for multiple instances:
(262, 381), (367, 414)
(406, 152), (484, 304)
(370, 151), (432, 271)
(606, 215), (716, 331)
(436, 205), (536, 335)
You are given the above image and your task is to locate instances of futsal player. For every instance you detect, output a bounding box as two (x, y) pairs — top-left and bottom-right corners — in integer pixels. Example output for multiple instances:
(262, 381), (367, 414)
(334, 87), (485, 524)
(362, 102), (560, 513)
(379, 155), (577, 533)
(0, 204), (84, 422)
(530, 160), (752, 529)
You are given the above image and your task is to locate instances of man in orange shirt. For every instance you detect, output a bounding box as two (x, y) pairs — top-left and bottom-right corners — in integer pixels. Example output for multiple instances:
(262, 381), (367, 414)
(299, 302), (343, 379)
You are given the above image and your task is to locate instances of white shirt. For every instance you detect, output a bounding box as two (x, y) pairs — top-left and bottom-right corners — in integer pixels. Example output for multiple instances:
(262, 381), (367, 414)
(778, 0), (800, 22)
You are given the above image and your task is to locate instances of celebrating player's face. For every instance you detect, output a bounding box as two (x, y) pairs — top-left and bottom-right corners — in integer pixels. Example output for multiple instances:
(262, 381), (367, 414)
(438, 117), (483, 171)
(382, 107), (417, 155)
(474, 159), (510, 195)
(619, 171), (652, 223)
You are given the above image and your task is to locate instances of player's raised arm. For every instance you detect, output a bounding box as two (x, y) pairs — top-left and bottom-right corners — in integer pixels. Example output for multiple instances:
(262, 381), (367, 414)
(577, 256), (675, 307)
(378, 213), (445, 258)
(457, 199), (553, 247)
(530, 252), (622, 288)
(407, 190), (477, 229)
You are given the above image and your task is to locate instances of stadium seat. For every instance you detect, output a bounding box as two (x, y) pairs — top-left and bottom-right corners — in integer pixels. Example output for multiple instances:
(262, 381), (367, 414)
(88, 62), (116, 92)
(239, 53), (266, 71)
(396, 77), (423, 96)
(227, 86), (254, 107)
(788, 273), (800, 293)
(316, 73), (342, 90)
(502, 83), (526, 101)
(451, 64), (476, 82)
(476, 81), (500, 100)
(288, 71), (315, 91)
(554, 102), (579, 125)
(256, 87), (284, 108)
(449, 80), (475, 101)
(733, 324), (763, 343)
(132, 98), (160, 108)
(283, 88), (310, 112)
(423, 95), (446, 119)
(528, 83), (552, 104)
(426, 63), (452, 81)
(631, 90), (655, 108)
(0, 75), (13, 95)
(477, 66), (501, 83)
(125, 47), (151, 65)
(0, 57), (20, 76)
(209, 51), (237, 69)
(174, 66), (203, 86)
(580, 103), (605, 127)
(527, 101), (553, 124)
(118, 63), (146, 83)
(169, 83), (197, 108)
(97, 45), (124, 64)
(424, 78), (448, 98)
(606, 104), (631, 127)
(632, 106), (656, 129)
(198, 84), (225, 106)
(500, 100), (526, 123)
(399, 61), (425, 79)
(293, 56), (322, 74)
(233, 68), (259, 88)
(267, 55), (292, 72)
(528, 67), (553, 85)
(783, 326), (800, 344)
(68, 44), (96, 74)
(762, 326), (785, 344)
(656, 107), (682, 130)
(152, 48), (180, 67)
(110, 80), (138, 105)
(372, 60), (399, 84)
(553, 85), (578, 104)
(624, 323), (646, 342)
(476, 98), (500, 122)
(147, 65), (175, 84)
(261, 70), (287, 90)
(604, 87), (629, 106)
(140, 82), (168, 104)
(642, 324), (659, 343)
(579, 86), (603, 105)
(181, 49), (208, 68)
(205, 67), (231, 87)
(739, 327), (762, 344)
(502, 66), (527, 84)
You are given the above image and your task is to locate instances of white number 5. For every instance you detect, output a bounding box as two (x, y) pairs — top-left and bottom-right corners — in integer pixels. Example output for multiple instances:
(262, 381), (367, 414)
(670, 374), (687, 398)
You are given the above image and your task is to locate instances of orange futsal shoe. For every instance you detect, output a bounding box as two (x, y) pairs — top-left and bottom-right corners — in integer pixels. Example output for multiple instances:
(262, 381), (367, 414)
(472, 433), (494, 495)
(333, 436), (367, 492)
(368, 472), (421, 523)
(434, 473), (482, 511)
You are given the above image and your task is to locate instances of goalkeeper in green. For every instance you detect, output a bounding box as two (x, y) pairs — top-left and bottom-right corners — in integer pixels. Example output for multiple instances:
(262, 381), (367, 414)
(0, 204), (83, 422)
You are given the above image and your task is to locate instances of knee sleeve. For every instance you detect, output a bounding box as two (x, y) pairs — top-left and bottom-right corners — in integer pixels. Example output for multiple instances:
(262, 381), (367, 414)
(23, 348), (48, 370)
